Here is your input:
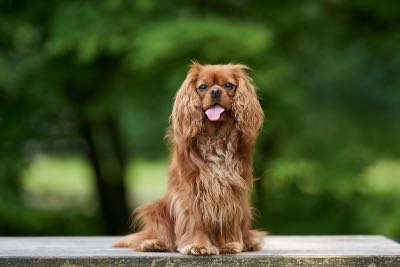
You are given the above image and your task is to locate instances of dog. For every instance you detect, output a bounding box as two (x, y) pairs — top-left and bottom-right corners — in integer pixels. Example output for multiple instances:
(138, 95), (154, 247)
(113, 62), (265, 255)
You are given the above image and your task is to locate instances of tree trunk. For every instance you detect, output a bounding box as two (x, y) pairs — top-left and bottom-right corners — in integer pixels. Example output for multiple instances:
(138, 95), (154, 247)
(80, 118), (129, 235)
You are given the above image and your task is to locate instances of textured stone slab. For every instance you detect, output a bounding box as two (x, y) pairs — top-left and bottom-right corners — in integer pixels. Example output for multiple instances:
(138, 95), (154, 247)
(0, 236), (399, 266)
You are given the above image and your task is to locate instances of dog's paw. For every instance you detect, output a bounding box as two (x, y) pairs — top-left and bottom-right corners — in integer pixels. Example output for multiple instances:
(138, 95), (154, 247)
(179, 242), (219, 256)
(138, 239), (168, 252)
(243, 230), (265, 251)
(244, 238), (263, 251)
(219, 241), (243, 254)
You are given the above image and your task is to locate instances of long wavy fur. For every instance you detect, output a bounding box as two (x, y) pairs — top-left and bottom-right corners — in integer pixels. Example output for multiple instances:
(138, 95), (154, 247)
(113, 63), (265, 255)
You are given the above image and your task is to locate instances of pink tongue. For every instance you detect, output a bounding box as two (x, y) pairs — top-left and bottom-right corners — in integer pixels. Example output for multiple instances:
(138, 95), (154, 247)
(205, 105), (225, 121)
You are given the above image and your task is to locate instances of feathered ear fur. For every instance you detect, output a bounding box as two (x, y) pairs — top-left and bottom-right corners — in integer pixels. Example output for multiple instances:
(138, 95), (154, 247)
(232, 65), (264, 144)
(170, 62), (204, 144)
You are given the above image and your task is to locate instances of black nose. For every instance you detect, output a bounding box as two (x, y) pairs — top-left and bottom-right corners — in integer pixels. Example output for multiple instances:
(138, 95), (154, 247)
(210, 88), (222, 99)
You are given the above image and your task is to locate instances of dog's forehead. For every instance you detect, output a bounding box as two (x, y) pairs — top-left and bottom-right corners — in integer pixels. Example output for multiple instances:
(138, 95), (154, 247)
(197, 66), (235, 83)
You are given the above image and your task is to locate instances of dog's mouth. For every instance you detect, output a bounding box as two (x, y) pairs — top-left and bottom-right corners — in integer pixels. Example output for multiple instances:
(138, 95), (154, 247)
(205, 104), (225, 121)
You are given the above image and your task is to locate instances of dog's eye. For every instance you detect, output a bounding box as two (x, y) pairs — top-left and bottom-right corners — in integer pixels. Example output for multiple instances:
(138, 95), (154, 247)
(224, 82), (234, 89)
(198, 84), (208, 90)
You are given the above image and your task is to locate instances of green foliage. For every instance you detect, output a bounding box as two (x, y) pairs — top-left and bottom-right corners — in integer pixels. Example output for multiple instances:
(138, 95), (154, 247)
(1, 0), (400, 236)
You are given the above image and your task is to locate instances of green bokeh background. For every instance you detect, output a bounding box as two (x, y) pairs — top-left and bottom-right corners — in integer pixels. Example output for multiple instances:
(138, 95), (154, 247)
(1, 0), (399, 237)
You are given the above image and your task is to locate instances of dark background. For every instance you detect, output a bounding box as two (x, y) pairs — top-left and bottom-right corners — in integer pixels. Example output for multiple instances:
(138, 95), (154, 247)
(1, 0), (399, 237)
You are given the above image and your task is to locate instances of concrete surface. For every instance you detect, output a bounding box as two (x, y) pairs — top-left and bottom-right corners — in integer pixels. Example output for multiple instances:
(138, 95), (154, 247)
(0, 235), (399, 266)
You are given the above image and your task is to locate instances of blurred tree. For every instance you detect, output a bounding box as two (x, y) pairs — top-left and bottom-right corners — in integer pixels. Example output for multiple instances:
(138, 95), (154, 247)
(1, 0), (399, 236)
(0, 0), (270, 234)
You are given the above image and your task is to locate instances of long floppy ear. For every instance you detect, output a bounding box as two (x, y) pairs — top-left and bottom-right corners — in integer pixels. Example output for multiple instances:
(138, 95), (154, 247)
(232, 65), (264, 144)
(170, 62), (204, 144)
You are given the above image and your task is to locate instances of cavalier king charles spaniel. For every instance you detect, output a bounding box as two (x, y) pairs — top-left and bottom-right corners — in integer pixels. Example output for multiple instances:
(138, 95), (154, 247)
(114, 62), (264, 255)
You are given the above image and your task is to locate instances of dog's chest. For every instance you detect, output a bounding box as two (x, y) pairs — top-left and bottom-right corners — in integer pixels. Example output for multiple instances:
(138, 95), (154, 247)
(197, 136), (233, 162)
(194, 137), (247, 228)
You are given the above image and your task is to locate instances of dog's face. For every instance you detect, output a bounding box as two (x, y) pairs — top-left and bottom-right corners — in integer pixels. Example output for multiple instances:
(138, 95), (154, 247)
(194, 65), (237, 122)
(171, 62), (264, 143)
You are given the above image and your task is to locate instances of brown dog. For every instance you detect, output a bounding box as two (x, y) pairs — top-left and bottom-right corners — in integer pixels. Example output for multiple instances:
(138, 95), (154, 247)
(113, 63), (264, 255)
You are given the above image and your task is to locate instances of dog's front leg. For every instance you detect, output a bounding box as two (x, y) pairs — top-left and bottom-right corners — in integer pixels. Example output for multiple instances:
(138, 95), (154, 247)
(217, 225), (245, 254)
(174, 205), (219, 255)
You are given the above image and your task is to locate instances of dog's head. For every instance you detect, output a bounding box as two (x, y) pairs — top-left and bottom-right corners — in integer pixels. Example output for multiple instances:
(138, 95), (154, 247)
(171, 62), (263, 144)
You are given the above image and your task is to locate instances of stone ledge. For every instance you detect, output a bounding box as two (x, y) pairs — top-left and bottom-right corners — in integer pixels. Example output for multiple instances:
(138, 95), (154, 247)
(0, 236), (399, 266)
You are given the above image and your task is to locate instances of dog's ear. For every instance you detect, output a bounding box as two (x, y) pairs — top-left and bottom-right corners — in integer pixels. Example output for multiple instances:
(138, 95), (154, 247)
(232, 65), (264, 144)
(170, 62), (204, 144)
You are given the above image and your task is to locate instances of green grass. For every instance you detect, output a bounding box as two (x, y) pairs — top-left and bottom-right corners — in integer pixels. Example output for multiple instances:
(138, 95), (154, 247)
(362, 159), (400, 194)
(126, 159), (168, 205)
(22, 155), (95, 196)
(22, 154), (168, 209)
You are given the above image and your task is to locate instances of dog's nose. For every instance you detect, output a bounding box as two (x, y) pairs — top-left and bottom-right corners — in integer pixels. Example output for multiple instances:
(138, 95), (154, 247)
(210, 88), (222, 99)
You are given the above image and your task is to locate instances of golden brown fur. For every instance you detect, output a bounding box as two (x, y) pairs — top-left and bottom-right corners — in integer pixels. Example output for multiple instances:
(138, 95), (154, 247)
(113, 63), (265, 255)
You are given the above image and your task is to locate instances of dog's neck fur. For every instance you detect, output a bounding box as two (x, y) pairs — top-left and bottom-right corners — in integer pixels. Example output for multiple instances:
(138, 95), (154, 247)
(196, 115), (238, 162)
(201, 115), (235, 138)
